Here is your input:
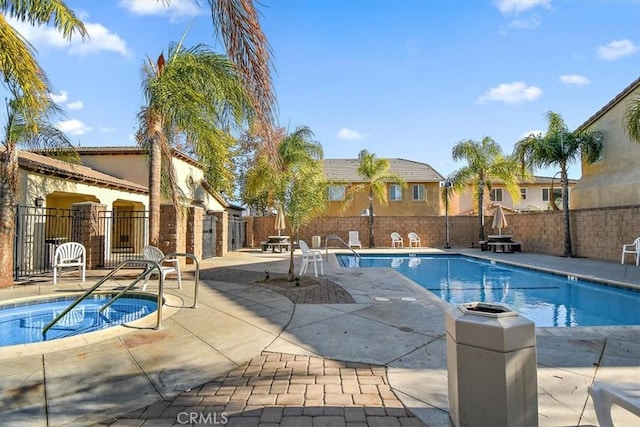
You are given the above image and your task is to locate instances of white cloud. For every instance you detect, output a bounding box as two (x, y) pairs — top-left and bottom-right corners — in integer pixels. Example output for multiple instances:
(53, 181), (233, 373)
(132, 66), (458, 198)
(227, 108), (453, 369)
(56, 119), (91, 135)
(495, 0), (552, 15)
(508, 16), (541, 30)
(337, 128), (365, 141)
(477, 82), (543, 104)
(559, 74), (591, 85)
(598, 39), (639, 61)
(67, 101), (84, 110)
(49, 91), (68, 103)
(119, 0), (202, 22)
(8, 18), (129, 56)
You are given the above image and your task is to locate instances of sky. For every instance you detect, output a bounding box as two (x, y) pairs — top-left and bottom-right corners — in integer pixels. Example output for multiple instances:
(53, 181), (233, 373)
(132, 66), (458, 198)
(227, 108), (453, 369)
(5, 0), (640, 180)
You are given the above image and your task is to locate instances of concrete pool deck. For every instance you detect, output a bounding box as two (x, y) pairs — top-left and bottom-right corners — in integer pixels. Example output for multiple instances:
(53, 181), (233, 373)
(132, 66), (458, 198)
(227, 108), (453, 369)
(1, 248), (639, 426)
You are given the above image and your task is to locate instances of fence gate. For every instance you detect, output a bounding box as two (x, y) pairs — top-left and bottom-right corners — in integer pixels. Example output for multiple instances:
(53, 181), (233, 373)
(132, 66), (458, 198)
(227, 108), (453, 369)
(228, 216), (246, 251)
(202, 214), (217, 258)
(97, 210), (148, 267)
(13, 205), (83, 280)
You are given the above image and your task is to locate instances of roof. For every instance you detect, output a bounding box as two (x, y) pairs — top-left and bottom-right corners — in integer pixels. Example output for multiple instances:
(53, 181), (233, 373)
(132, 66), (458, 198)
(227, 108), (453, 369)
(504, 175), (577, 185)
(323, 158), (444, 183)
(30, 146), (204, 168)
(15, 150), (148, 194)
(576, 75), (640, 132)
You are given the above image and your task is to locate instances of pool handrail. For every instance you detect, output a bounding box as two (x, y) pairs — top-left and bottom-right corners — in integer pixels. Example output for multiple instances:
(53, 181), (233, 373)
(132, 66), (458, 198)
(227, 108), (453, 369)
(325, 234), (361, 260)
(42, 259), (164, 335)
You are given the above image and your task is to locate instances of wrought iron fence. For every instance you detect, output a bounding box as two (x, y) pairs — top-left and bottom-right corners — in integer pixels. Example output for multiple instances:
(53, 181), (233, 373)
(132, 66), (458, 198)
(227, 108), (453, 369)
(97, 210), (149, 267)
(228, 216), (246, 251)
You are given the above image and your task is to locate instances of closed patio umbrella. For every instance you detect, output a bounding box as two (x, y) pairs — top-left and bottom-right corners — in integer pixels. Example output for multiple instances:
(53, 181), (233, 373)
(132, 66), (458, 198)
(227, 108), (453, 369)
(492, 204), (508, 236)
(274, 208), (286, 236)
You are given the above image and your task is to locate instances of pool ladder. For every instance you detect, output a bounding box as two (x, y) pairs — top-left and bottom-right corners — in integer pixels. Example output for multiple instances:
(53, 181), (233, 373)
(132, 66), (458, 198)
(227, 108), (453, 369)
(42, 253), (200, 336)
(324, 234), (361, 261)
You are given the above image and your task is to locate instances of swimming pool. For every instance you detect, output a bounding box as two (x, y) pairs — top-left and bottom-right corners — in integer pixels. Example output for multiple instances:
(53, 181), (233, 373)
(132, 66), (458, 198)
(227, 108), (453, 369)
(0, 294), (158, 346)
(337, 254), (640, 327)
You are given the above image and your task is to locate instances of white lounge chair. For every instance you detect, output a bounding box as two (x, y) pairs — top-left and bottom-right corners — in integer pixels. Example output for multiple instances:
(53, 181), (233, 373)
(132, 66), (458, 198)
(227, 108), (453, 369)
(142, 245), (182, 291)
(348, 231), (362, 249)
(391, 232), (403, 248)
(53, 242), (86, 285)
(588, 381), (640, 427)
(621, 237), (640, 265)
(408, 232), (421, 247)
(299, 239), (323, 277)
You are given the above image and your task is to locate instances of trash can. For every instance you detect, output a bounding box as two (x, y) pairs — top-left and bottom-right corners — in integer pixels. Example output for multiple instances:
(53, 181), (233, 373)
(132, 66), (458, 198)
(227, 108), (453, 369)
(446, 302), (538, 427)
(312, 235), (321, 249)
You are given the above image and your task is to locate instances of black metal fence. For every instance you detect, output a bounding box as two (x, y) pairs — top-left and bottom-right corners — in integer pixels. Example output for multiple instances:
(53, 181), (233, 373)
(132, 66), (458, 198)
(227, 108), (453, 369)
(202, 214), (217, 258)
(97, 210), (149, 267)
(228, 216), (246, 251)
(13, 205), (83, 280)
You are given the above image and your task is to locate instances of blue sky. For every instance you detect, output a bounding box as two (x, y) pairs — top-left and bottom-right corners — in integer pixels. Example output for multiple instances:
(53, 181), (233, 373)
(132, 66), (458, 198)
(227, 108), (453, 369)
(6, 0), (640, 179)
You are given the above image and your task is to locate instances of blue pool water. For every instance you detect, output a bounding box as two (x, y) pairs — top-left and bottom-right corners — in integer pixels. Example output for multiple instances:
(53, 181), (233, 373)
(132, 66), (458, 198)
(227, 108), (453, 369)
(337, 254), (640, 327)
(0, 294), (157, 346)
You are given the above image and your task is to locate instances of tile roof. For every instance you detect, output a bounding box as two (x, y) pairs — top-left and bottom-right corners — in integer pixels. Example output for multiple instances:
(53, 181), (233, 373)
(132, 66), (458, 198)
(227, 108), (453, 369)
(323, 158), (444, 182)
(16, 150), (148, 194)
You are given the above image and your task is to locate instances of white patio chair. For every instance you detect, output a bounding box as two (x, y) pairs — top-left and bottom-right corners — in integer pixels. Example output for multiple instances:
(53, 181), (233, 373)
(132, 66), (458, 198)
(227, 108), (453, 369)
(348, 231), (362, 249)
(299, 239), (323, 277)
(142, 245), (182, 291)
(408, 232), (421, 247)
(53, 242), (86, 285)
(588, 381), (640, 427)
(621, 237), (640, 265)
(391, 232), (403, 248)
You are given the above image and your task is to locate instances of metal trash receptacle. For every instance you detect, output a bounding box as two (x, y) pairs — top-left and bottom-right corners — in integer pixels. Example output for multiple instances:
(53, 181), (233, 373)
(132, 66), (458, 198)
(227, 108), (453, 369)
(446, 302), (538, 427)
(312, 235), (321, 249)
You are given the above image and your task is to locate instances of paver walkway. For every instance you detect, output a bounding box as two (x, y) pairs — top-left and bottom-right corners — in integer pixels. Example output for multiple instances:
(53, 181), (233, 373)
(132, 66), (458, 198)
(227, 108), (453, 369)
(104, 351), (426, 427)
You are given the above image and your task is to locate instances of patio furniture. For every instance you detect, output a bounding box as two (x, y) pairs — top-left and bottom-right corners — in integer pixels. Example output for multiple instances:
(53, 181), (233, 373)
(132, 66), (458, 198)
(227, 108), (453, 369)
(391, 232), (404, 248)
(262, 235), (291, 253)
(299, 239), (323, 277)
(53, 242), (86, 285)
(348, 231), (362, 249)
(621, 237), (640, 265)
(588, 381), (640, 427)
(408, 232), (421, 247)
(142, 245), (182, 290)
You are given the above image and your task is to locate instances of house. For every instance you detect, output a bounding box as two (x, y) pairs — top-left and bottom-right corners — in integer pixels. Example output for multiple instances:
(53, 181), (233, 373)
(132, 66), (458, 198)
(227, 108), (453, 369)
(571, 76), (640, 209)
(453, 176), (577, 215)
(322, 158), (445, 216)
(12, 146), (240, 279)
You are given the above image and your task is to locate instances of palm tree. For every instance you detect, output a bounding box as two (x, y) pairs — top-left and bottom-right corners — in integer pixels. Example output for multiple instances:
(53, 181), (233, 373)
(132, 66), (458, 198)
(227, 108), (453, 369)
(623, 94), (640, 142)
(514, 111), (602, 257)
(352, 150), (405, 248)
(450, 137), (522, 242)
(245, 126), (326, 280)
(1, 96), (76, 288)
(136, 42), (251, 246)
(0, 1), (87, 123)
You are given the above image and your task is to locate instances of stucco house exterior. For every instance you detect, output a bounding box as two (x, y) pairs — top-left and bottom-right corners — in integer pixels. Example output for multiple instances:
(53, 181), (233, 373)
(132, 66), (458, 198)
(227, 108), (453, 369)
(571, 76), (640, 209)
(322, 158), (445, 217)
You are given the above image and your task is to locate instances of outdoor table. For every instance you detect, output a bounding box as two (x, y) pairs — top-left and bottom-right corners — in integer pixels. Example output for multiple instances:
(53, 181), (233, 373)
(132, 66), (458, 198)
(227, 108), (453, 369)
(262, 236), (291, 253)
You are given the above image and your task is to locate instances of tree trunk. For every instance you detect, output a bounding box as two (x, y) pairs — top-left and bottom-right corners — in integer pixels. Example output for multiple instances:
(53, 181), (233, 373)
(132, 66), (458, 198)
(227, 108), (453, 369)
(0, 145), (18, 287)
(288, 229), (296, 281)
(561, 166), (572, 257)
(477, 179), (485, 242)
(148, 139), (161, 246)
(368, 188), (375, 248)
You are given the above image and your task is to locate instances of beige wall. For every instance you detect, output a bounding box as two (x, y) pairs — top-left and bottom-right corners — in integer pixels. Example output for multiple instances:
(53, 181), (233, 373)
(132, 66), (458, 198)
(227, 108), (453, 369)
(573, 86), (640, 208)
(455, 183), (572, 214)
(325, 182), (441, 217)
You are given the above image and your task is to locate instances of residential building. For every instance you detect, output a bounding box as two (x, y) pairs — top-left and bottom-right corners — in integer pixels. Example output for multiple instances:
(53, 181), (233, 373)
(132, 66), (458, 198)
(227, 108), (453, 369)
(323, 158), (445, 216)
(571, 76), (640, 209)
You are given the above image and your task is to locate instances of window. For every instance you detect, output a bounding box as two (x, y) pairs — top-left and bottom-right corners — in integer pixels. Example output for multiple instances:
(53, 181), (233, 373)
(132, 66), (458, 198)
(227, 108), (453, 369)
(490, 188), (503, 202)
(389, 184), (402, 201)
(412, 184), (425, 201)
(328, 185), (345, 201)
(542, 188), (562, 202)
(520, 188), (527, 200)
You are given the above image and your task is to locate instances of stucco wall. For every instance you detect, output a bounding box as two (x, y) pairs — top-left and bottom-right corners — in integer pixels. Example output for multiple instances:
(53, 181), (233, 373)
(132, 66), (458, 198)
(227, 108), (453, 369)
(247, 205), (639, 262)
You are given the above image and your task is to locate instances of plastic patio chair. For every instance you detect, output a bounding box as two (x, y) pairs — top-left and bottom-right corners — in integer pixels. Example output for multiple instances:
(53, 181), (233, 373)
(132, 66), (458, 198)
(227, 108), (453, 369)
(408, 232), (421, 247)
(621, 237), (640, 265)
(588, 381), (640, 427)
(53, 242), (86, 285)
(142, 246), (182, 291)
(391, 232), (404, 248)
(298, 239), (324, 277)
(348, 231), (362, 249)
